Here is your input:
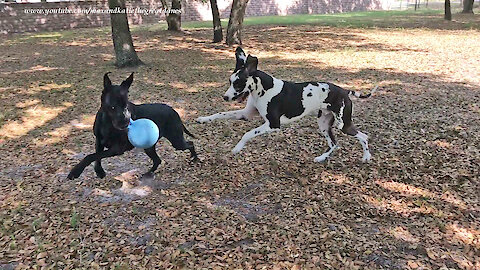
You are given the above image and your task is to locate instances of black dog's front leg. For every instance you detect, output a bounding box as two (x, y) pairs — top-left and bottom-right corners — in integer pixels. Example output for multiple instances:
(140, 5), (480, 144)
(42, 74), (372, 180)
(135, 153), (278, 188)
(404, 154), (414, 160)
(67, 147), (124, 180)
(93, 137), (106, 178)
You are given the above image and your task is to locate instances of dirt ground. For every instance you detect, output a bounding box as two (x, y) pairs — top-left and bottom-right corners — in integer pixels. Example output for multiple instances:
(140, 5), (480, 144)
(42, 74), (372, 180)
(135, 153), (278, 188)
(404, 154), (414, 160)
(0, 15), (479, 270)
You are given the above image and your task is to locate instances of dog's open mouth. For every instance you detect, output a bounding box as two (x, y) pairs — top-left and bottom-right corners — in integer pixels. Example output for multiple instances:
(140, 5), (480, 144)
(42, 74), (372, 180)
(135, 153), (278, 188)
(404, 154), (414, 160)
(114, 122), (130, 131)
(233, 92), (249, 103)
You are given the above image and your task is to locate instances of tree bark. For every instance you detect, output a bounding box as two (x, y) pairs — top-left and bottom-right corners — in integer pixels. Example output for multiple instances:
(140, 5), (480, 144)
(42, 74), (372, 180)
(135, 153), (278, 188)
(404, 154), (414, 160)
(108, 0), (142, 67)
(226, 0), (249, 46)
(167, 0), (182, 31)
(462, 0), (474, 13)
(445, 0), (452, 20)
(210, 0), (223, 43)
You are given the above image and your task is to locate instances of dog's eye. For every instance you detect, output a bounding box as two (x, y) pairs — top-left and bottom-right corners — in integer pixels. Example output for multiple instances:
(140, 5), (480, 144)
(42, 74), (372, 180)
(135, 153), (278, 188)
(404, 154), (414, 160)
(111, 106), (115, 110)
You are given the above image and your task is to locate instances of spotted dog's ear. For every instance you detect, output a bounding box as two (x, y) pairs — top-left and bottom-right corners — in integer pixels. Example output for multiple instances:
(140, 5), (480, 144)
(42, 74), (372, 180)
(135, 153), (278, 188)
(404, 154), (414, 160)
(235, 47), (247, 71)
(245, 55), (258, 75)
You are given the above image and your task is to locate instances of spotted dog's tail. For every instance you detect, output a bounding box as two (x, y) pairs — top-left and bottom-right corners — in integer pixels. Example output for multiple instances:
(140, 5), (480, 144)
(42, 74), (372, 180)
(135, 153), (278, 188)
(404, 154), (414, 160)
(349, 85), (378, 99)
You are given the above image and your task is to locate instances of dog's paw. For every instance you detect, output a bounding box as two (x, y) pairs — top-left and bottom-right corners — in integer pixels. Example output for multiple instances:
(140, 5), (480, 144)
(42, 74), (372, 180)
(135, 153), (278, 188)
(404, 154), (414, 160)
(231, 145), (243, 154)
(94, 166), (106, 179)
(93, 164), (106, 178)
(314, 154), (330, 163)
(362, 151), (372, 163)
(196, 116), (211, 123)
(141, 172), (155, 179)
(67, 170), (80, 180)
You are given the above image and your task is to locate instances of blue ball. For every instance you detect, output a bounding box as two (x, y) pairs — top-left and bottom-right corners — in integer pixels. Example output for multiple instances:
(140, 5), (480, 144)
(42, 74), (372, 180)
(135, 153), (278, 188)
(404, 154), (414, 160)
(127, 118), (159, 149)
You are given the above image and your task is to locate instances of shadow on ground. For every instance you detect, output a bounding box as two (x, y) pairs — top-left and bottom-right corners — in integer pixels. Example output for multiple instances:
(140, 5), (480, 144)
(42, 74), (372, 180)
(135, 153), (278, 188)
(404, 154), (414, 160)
(0, 22), (479, 269)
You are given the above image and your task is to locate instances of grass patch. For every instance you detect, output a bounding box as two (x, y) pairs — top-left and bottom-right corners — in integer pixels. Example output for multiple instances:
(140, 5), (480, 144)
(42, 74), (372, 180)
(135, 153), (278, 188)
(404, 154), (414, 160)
(139, 9), (479, 33)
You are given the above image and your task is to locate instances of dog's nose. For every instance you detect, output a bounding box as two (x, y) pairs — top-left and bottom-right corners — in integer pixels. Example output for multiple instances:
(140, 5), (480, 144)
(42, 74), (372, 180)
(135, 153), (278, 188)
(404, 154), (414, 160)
(223, 96), (229, 101)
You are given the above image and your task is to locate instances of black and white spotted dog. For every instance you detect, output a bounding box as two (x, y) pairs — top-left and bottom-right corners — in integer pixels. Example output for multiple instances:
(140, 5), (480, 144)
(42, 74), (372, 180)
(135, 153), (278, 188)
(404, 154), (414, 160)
(197, 47), (376, 163)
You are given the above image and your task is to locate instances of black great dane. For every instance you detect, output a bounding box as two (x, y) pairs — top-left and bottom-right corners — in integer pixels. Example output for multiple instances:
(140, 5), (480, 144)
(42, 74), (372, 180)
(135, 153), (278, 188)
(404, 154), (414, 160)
(67, 73), (198, 180)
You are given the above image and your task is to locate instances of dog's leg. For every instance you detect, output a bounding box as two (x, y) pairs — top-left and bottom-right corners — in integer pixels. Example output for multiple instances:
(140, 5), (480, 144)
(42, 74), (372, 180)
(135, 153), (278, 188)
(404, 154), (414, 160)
(143, 146), (162, 177)
(197, 96), (257, 123)
(315, 111), (338, 162)
(197, 110), (247, 123)
(342, 124), (371, 163)
(232, 122), (277, 154)
(93, 137), (106, 178)
(167, 136), (199, 162)
(186, 141), (199, 161)
(67, 147), (125, 180)
(340, 100), (371, 163)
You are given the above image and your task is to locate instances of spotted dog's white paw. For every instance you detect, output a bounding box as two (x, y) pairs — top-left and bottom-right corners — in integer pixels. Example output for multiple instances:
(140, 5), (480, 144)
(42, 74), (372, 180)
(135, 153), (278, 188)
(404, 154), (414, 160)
(232, 144), (244, 154)
(314, 154), (330, 163)
(196, 116), (212, 123)
(362, 151), (372, 163)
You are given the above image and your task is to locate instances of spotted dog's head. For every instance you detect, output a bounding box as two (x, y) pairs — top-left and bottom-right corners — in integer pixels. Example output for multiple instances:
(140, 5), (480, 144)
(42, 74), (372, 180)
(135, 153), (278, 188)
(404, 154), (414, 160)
(101, 72), (133, 130)
(223, 47), (258, 103)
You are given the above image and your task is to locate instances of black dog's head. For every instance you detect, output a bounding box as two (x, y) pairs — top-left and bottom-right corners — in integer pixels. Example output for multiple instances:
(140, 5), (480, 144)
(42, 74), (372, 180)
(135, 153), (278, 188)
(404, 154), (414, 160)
(101, 72), (133, 130)
(223, 47), (258, 103)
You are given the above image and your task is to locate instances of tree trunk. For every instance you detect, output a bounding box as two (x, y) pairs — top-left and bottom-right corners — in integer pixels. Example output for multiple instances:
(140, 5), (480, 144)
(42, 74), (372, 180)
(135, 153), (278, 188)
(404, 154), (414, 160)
(210, 0), (223, 43)
(160, 0), (168, 9)
(445, 0), (452, 20)
(226, 0), (249, 46)
(167, 0), (182, 31)
(108, 0), (142, 67)
(462, 0), (474, 13)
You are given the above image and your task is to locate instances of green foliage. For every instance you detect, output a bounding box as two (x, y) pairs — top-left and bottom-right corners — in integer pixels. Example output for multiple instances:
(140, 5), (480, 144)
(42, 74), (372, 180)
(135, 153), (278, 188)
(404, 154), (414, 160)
(70, 208), (79, 229)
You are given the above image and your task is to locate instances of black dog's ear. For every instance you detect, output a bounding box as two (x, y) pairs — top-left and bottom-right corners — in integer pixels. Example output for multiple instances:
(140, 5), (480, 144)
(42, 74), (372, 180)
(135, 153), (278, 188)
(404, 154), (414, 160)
(103, 72), (112, 90)
(120, 72), (134, 90)
(245, 55), (258, 75)
(235, 47), (247, 71)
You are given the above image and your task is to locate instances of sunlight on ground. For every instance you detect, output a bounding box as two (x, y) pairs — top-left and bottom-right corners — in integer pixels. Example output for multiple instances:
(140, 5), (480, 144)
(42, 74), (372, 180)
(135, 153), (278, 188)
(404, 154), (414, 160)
(390, 226), (419, 243)
(33, 124), (72, 147)
(440, 192), (471, 211)
(7, 65), (60, 75)
(376, 180), (433, 198)
(375, 180), (471, 211)
(0, 102), (72, 140)
(446, 223), (480, 248)
(169, 81), (198, 93)
(324, 173), (351, 184)
(32, 33), (62, 39)
(64, 39), (110, 48)
(15, 99), (40, 108)
(32, 114), (95, 146)
(70, 114), (95, 130)
(27, 83), (72, 94)
(364, 194), (441, 217)
(427, 140), (452, 149)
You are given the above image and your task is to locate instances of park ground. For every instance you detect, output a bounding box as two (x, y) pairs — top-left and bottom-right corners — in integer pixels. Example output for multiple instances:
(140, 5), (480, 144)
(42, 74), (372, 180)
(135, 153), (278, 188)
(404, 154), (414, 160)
(0, 9), (479, 270)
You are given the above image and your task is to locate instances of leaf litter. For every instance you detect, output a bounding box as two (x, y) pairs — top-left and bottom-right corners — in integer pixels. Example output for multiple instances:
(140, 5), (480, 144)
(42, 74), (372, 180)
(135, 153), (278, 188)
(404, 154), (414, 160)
(0, 18), (479, 269)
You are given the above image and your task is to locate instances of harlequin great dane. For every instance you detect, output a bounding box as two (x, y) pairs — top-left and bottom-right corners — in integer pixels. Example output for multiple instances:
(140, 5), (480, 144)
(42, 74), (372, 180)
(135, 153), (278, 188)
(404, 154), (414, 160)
(197, 47), (377, 163)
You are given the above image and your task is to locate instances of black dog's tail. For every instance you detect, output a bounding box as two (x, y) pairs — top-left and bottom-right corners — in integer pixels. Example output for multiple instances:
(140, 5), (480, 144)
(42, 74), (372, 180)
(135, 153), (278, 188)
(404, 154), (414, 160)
(183, 124), (196, 138)
(349, 85), (378, 99)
